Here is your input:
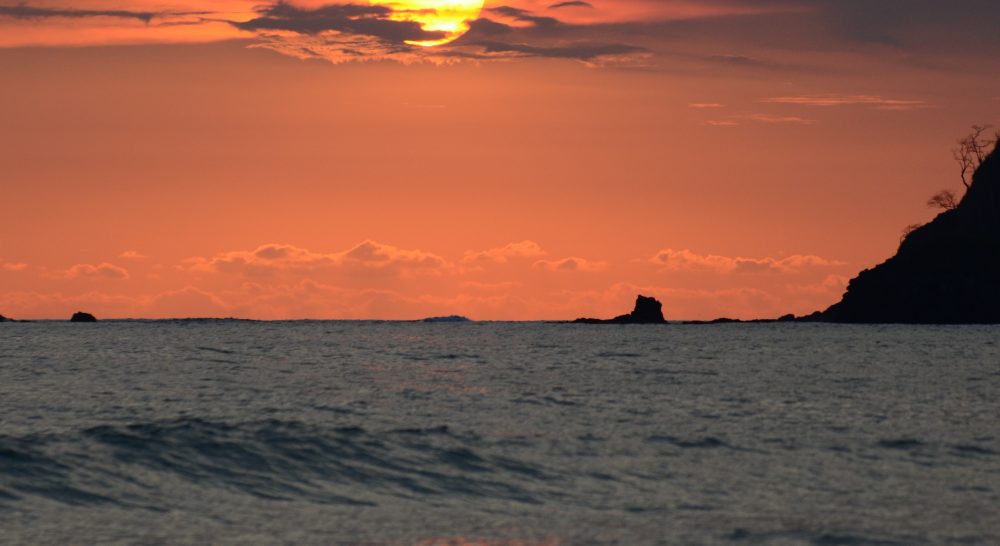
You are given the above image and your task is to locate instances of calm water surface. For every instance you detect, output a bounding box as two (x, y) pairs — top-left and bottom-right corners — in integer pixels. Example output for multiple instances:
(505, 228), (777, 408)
(1, 322), (998, 545)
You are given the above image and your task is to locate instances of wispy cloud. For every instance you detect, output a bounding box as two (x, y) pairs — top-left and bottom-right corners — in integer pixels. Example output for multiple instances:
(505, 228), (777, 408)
(548, 1), (593, 9)
(0, 4), (160, 23)
(762, 95), (930, 110)
(650, 249), (842, 274)
(746, 113), (815, 125)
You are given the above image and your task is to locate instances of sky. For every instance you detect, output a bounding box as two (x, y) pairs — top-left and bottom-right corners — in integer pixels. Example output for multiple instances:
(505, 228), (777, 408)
(1, 0), (999, 320)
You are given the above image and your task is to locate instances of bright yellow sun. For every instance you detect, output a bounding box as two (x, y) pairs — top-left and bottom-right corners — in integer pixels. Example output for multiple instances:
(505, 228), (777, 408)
(369, 0), (486, 47)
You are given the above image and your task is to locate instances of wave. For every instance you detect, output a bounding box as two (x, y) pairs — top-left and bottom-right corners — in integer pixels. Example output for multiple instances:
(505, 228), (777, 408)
(0, 418), (559, 510)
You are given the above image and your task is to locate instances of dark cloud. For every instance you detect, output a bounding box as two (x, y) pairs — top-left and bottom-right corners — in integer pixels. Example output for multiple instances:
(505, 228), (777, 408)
(548, 1), (594, 9)
(472, 40), (646, 61)
(702, 54), (768, 66)
(464, 18), (515, 38)
(0, 4), (163, 23)
(231, 0), (1000, 69)
(488, 6), (560, 28)
(232, 1), (447, 44)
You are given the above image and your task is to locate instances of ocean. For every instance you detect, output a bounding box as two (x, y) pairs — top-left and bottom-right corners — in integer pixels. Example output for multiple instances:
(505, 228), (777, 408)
(0, 321), (997, 545)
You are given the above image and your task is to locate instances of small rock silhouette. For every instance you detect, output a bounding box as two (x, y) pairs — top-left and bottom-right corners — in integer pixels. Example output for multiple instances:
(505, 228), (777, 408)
(574, 295), (667, 324)
(70, 312), (98, 323)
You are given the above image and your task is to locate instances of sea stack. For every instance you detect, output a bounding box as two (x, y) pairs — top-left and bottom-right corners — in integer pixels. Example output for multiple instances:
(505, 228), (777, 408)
(575, 295), (667, 324)
(70, 312), (98, 323)
(809, 142), (1000, 323)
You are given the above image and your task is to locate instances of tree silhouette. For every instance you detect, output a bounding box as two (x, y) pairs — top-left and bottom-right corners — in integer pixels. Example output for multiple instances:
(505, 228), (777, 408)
(954, 125), (998, 190)
(927, 189), (959, 210)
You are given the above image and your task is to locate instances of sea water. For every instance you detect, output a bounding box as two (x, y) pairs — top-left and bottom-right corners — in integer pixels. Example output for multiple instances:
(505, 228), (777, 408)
(0, 321), (997, 545)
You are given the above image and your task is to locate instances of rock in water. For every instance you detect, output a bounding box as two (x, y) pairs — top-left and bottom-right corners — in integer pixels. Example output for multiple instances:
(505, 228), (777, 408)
(813, 143), (1000, 323)
(612, 295), (666, 323)
(70, 312), (98, 323)
(575, 295), (667, 324)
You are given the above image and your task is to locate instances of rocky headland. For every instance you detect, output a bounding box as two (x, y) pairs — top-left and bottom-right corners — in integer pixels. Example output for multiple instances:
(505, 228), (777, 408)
(804, 141), (1000, 323)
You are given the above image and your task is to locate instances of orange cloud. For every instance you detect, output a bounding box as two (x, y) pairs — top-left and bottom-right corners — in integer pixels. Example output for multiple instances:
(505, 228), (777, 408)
(2, 262), (29, 272)
(746, 114), (815, 125)
(462, 240), (546, 264)
(762, 95), (930, 110)
(650, 249), (842, 274)
(59, 262), (130, 280)
(533, 257), (608, 272)
(186, 241), (448, 277)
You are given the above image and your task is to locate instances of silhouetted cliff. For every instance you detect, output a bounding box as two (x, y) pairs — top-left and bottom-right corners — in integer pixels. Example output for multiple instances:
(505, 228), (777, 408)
(0, 314), (12, 322)
(810, 143), (1000, 323)
(575, 295), (666, 324)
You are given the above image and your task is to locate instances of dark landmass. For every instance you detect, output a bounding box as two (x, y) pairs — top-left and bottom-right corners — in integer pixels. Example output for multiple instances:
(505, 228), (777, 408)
(70, 312), (98, 323)
(0, 314), (12, 322)
(574, 295), (666, 324)
(422, 315), (472, 323)
(802, 142), (1000, 324)
(683, 314), (797, 325)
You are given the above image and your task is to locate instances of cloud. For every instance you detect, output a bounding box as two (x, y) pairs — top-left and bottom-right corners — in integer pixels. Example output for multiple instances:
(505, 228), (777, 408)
(186, 241), (448, 277)
(533, 257), (607, 272)
(468, 40), (647, 62)
(0, 4), (161, 23)
(746, 114), (815, 125)
(59, 263), (130, 280)
(119, 250), (147, 260)
(462, 241), (546, 264)
(702, 54), (768, 66)
(231, 1), (446, 43)
(549, 1), (593, 9)
(2, 262), (29, 272)
(762, 95), (930, 110)
(650, 249), (842, 274)
(488, 6), (560, 28)
(239, 2), (649, 64)
(689, 103), (725, 109)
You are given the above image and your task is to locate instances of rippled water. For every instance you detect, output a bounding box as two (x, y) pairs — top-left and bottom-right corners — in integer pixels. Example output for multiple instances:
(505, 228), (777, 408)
(1, 321), (998, 545)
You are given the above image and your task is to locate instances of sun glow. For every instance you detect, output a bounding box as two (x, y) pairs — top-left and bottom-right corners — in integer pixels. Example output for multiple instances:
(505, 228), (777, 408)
(369, 0), (485, 47)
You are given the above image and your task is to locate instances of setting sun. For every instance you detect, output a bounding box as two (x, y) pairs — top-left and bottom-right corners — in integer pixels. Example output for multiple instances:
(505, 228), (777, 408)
(370, 0), (485, 46)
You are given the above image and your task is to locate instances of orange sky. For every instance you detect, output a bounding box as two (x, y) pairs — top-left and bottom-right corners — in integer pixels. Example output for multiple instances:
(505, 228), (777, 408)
(2, 1), (999, 320)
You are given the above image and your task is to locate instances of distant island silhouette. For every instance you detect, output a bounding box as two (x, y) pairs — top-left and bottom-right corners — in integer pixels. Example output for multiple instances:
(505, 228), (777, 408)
(574, 295), (667, 324)
(422, 315), (472, 323)
(800, 136), (1000, 324)
(0, 314), (12, 322)
(70, 312), (98, 323)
